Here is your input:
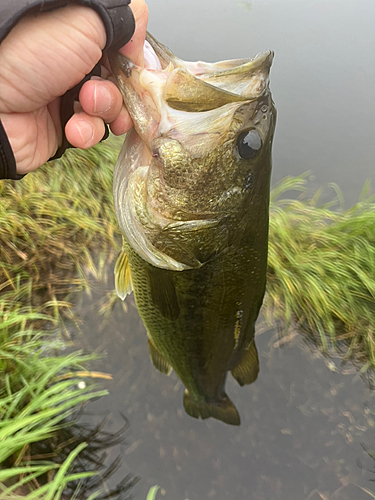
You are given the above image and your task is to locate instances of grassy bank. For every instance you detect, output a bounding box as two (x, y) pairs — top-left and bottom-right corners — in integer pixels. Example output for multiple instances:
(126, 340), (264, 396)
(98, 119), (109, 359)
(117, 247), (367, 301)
(266, 175), (375, 366)
(0, 138), (122, 324)
(3, 139), (375, 363)
(2, 139), (375, 359)
(0, 301), (139, 499)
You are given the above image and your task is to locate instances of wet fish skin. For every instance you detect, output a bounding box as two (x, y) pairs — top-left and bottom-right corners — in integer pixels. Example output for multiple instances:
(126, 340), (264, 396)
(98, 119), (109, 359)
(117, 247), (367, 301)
(110, 34), (276, 425)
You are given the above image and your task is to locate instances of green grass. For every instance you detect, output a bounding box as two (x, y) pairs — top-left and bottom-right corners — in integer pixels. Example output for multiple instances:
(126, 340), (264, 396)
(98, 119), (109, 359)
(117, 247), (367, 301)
(0, 302), (109, 498)
(0, 137), (122, 322)
(0, 138), (134, 498)
(0, 138), (130, 498)
(266, 174), (375, 364)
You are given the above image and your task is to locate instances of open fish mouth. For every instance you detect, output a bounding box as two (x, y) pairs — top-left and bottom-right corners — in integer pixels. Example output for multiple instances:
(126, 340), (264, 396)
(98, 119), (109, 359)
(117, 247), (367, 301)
(109, 33), (274, 142)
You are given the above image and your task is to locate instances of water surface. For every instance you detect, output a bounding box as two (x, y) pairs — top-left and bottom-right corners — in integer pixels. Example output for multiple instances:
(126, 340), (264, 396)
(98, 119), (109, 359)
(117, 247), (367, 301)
(146, 0), (375, 205)
(77, 285), (375, 500)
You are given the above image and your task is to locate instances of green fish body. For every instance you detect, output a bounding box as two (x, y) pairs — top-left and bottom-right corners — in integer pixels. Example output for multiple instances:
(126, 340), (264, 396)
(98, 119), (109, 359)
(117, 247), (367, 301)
(110, 34), (276, 425)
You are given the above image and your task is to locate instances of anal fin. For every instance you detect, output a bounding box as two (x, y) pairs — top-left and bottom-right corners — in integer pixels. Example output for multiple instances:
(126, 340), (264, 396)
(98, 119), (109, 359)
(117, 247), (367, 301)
(148, 339), (172, 375)
(231, 340), (259, 386)
(114, 249), (133, 300)
(183, 390), (240, 426)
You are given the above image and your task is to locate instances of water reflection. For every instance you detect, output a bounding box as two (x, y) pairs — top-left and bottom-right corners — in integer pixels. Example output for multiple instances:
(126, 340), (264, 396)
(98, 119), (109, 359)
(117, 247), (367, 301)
(52, 414), (138, 499)
(4, 410), (138, 499)
(110, 34), (276, 426)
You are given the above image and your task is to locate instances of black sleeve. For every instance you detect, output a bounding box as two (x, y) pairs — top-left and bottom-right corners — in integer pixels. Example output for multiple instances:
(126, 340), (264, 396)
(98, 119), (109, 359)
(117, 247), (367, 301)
(0, 0), (135, 180)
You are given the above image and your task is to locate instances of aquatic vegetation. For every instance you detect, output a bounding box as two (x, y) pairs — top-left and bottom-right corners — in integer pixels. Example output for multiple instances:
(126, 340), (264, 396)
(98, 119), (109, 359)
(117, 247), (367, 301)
(0, 443), (96, 500)
(0, 137), (122, 321)
(0, 301), (110, 498)
(147, 486), (161, 500)
(266, 174), (375, 365)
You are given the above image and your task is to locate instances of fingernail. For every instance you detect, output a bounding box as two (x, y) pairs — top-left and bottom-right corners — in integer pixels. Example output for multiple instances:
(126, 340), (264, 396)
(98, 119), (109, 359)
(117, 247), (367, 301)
(94, 84), (113, 113)
(76, 120), (94, 145)
(73, 100), (83, 114)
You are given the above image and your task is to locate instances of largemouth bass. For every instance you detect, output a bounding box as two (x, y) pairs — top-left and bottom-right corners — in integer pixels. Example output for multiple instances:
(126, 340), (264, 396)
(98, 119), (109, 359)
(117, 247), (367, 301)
(109, 34), (276, 426)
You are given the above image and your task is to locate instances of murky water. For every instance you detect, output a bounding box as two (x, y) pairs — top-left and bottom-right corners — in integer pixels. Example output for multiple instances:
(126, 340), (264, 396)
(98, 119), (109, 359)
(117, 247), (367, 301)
(75, 1), (375, 498)
(76, 283), (375, 500)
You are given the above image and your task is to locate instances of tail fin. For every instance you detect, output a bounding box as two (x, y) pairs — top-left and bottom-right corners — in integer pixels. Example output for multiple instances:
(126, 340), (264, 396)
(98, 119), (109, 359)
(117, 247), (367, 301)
(183, 391), (240, 426)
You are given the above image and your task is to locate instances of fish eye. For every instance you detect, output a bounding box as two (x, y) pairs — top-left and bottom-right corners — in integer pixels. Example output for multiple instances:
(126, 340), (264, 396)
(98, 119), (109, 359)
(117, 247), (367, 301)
(236, 130), (262, 160)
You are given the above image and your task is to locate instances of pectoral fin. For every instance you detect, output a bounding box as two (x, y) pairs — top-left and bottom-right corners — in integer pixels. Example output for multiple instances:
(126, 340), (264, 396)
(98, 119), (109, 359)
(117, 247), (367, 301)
(148, 339), (172, 375)
(147, 268), (180, 320)
(231, 340), (259, 386)
(114, 249), (133, 300)
(183, 391), (240, 426)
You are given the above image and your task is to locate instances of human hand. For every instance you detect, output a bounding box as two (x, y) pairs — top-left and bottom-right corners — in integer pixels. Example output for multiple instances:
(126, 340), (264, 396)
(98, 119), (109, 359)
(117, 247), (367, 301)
(0, 0), (148, 175)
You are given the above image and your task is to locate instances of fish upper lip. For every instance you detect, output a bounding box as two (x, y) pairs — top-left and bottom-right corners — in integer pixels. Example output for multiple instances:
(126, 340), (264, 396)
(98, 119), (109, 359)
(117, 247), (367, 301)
(199, 50), (274, 78)
(109, 50), (274, 151)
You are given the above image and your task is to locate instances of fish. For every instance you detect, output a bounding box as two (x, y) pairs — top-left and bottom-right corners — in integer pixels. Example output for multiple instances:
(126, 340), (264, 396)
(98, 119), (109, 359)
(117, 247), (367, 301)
(109, 33), (276, 426)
